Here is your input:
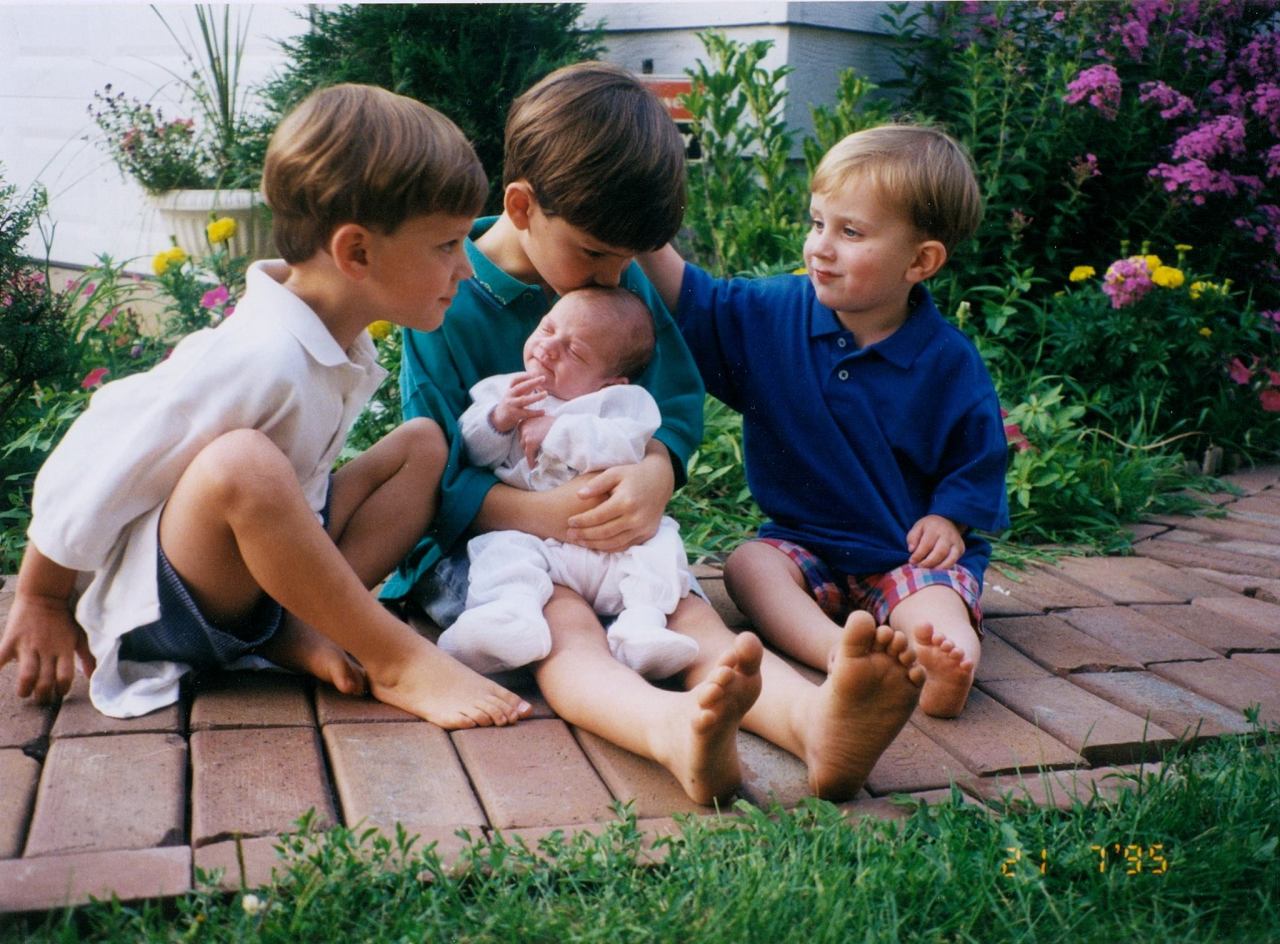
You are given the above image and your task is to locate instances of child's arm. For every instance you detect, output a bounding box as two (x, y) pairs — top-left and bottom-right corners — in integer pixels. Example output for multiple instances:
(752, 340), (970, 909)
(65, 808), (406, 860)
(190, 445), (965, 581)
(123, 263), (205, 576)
(0, 543), (94, 703)
(638, 244), (686, 315)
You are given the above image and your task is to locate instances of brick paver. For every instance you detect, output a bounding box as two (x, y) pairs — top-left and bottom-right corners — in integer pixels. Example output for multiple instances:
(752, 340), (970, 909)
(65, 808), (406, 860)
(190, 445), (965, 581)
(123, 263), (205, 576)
(4, 472), (1280, 911)
(24, 733), (187, 857)
(972, 764), (1153, 811)
(986, 615), (1142, 675)
(190, 727), (336, 846)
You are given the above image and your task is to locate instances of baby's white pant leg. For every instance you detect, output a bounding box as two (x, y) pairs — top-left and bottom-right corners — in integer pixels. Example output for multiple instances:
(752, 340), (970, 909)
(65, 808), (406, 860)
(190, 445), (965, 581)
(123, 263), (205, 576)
(435, 530), (554, 674)
(603, 517), (698, 679)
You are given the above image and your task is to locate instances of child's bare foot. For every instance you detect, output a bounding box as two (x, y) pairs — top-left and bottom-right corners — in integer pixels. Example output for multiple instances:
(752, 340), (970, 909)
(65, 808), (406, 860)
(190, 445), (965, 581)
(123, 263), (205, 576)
(801, 612), (924, 800)
(911, 623), (977, 718)
(367, 635), (533, 730)
(261, 618), (367, 696)
(652, 631), (763, 804)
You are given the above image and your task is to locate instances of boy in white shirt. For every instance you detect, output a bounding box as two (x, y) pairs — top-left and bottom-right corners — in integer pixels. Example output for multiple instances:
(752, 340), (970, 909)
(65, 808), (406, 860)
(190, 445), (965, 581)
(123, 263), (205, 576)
(0, 84), (531, 729)
(439, 287), (699, 679)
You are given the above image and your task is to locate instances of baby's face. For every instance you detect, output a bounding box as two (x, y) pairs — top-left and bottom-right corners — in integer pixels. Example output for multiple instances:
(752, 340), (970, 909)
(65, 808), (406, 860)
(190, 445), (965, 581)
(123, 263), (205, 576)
(522, 298), (626, 400)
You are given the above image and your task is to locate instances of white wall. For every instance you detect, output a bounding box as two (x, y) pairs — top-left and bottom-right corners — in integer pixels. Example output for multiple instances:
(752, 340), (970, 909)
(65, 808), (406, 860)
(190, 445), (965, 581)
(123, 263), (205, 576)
(0, 3), (308, 271)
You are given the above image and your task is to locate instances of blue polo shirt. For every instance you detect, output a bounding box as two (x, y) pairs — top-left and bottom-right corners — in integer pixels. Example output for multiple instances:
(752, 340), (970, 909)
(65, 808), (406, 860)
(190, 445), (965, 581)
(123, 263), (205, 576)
(381, 217), (705, 601)
(677, 263), (1009, 582)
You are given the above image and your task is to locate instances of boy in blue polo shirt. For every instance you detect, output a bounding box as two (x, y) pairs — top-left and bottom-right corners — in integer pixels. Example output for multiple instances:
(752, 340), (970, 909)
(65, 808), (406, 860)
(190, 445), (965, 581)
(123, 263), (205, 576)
(643, 124), (1009, 718)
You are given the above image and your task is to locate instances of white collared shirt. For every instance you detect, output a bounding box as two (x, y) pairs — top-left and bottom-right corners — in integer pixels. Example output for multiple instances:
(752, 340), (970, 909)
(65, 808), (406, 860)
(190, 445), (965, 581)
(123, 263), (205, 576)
(28, 261), (387, 717)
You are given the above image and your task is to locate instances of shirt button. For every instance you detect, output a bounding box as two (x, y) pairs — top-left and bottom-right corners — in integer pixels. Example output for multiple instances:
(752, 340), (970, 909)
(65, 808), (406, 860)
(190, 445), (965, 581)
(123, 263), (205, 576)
(837, 337), (847, 348)
(838, 369), (849, 380)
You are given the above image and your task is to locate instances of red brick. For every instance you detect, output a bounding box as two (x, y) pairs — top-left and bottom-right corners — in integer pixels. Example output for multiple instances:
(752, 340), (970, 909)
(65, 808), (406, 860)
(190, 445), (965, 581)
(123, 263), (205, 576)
(981, 677), (1174, 764)
(975, 634), (1054, 683)
(496, 816), (687, 866)
(911, 688), (1083, 775)
(1058, 607), (1219, 665)
(189, 671), (314, 730)
(838, 794), (925, 823)
(0, 846), (191, 912)
(993, 565), (1112, 610)
(191, 727), (335, 846)
(736, 730), (812, 808)
(324, 722), (486, 837)
(193, 835), (291, 891)
(0, 660), (55, 751)
(986, 615), (1142, 675)
(863, 723), (974, 795)
(979, 579), (1043, 618)
(1070, 671), (1254, 741)
(1052, 557), (1184, 604)
(452, 718), (614, 829)
(1232, 653), (1280, 680)
(314, 688), (417, 725)
(573, 728), (707, 817)
(0, 749), (39, 858)
(1190, 596), (1280, 643)
(1149, 512), (1280, 547)
(25, 733), (186, 856)
(1219, 465), (1280, 494)
(1186, 568), (1280, 605)
(51, 673), (184, 739)
(972, 764), (1153, 811)
(1132, 603), (1280, 654)
(1126, 523), (1171, 543)
(1135, 535), (1280, 579)
(1150, 660), (1280, 724)
(1230, 493), (1280, 520)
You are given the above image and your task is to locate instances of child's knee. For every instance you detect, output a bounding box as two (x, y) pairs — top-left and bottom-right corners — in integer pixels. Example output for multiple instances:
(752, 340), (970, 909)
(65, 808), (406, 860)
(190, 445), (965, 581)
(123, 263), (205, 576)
(185, 429), (295, 508)
(725, 541), (794, 591)
(396, 417), (448, 470)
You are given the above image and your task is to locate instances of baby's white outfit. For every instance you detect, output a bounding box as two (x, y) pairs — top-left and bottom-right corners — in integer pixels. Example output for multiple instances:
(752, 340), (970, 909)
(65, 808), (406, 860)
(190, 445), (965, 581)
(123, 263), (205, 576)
(28, 262), (386, 717)
(438, 372), (697, 678)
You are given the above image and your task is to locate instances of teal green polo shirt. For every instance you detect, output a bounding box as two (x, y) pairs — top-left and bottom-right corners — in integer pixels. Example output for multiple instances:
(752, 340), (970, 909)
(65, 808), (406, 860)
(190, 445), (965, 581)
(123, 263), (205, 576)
(382, 217), (705, 601)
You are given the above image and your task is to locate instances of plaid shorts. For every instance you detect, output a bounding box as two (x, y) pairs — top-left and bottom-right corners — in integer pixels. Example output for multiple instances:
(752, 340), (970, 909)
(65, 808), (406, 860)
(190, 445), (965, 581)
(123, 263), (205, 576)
(756, 538), (985, 636)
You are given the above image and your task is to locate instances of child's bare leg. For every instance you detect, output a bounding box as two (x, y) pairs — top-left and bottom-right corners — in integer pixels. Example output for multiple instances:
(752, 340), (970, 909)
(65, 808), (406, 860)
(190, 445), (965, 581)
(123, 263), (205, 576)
(671, 597), (923, 800)
(724, 542), (837, 671)
(159, 429), (529, 728)
(533, 587), (761, 805)
(889, 585), (979, 718)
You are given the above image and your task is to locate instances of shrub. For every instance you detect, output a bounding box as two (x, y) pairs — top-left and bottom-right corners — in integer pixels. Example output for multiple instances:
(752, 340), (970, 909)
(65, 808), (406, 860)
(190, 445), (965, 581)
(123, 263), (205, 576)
(263, 4), (604, 212)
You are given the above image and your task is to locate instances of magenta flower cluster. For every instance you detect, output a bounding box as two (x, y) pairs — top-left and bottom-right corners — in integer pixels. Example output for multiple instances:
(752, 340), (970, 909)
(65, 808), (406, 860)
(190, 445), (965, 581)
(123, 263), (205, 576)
(1102, 256), (1155, 309)
(1064, 65), (1122, 120)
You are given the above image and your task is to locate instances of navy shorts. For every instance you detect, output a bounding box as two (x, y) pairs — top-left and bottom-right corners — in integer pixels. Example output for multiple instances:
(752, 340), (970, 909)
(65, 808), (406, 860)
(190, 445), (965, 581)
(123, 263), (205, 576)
(119, 487), (331, 668)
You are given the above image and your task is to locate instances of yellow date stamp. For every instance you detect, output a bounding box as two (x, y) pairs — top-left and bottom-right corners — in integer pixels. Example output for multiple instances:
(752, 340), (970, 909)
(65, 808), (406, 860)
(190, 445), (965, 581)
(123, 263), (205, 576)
(1001, 843), (1170, 876)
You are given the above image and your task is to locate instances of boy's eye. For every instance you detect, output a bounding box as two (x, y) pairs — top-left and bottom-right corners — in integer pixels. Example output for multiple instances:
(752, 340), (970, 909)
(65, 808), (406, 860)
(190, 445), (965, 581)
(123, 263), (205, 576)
(843, 227), (859, 238)
(810, 219), (823, 232)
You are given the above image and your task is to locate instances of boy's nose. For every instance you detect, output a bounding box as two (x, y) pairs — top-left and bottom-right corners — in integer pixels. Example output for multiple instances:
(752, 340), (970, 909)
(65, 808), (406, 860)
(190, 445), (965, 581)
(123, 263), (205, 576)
(592, 261), (627, 288)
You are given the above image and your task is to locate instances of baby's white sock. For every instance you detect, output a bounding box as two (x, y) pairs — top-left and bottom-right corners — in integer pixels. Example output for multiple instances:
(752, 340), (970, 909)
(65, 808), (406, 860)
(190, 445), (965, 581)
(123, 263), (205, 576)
(606, 604), (699, 679)
(437, 598), (552, 674)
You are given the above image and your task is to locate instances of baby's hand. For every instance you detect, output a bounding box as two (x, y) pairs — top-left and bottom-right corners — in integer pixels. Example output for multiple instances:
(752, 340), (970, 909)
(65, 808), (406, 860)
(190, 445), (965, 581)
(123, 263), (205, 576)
(491, 372), (547, 434)
(519, 414), (556, 467)
(0, 592), (95, 704)
(907, 514), (966, 570)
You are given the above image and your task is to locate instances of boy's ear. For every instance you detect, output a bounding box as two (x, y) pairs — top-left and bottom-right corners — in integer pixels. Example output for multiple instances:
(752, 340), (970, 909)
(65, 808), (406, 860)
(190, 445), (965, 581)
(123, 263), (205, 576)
(505, 182), (537, 231)
(905, 240), (947, 285)
(329, 223), (372, 280)
(601, 376), (630, 387)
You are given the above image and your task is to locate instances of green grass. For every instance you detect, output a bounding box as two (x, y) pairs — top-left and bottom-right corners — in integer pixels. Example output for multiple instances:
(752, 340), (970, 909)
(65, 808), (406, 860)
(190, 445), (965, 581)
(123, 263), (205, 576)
(7, 727), (1278, 944)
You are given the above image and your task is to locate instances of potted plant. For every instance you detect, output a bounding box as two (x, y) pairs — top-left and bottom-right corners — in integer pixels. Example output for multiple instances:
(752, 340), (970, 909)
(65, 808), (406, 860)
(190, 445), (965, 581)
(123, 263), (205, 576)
(89, 5), (274, 260)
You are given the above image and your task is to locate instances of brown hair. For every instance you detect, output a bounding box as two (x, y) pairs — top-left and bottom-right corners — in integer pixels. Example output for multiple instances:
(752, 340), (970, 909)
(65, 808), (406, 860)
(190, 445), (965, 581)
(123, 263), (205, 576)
(263, 84), (487, 263)
(561, 286), (656, 380)
(811, 124), (983, 253)
(504, 62), (686, 252)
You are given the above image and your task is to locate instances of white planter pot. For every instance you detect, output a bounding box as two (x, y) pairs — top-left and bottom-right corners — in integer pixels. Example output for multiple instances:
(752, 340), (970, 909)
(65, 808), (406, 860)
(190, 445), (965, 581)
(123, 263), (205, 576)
(147, 189), (274, 261)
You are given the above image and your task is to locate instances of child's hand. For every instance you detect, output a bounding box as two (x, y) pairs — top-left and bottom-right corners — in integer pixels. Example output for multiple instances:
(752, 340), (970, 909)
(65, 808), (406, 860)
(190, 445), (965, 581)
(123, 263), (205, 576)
(491, 372), (547, 434)
(566, 443), (675, 552)
(907, 514), (966, 570)
(519, 414), (556, 466)
(0, 591), (95, 704)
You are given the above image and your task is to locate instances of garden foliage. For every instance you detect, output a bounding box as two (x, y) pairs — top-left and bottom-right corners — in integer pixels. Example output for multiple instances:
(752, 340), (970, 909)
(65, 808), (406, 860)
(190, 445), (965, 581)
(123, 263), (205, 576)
(262, 3), (604, 212)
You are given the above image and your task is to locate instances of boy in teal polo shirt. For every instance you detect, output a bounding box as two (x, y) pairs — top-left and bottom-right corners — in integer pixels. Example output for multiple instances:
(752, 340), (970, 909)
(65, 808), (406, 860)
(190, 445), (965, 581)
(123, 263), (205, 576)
(388, 62), (926, 805)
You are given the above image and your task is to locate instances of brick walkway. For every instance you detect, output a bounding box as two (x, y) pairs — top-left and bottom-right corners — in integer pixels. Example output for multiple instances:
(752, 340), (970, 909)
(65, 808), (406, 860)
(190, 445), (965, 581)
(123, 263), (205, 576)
(3, 466), (1280, 912)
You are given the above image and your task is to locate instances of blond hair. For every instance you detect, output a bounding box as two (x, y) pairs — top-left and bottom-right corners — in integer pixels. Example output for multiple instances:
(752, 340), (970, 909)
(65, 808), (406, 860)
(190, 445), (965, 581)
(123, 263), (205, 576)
(561, 286), (655, 380)
(263, 84), (487, 263)
(504, 62), (685, 252)
(811, 124), (983, 253)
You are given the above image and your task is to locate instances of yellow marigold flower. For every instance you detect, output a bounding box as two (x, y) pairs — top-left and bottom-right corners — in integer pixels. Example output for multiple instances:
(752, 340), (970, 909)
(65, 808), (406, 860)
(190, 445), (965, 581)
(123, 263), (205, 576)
(1198, 327), (1213, 337)
(367, 320), (395, 341)
(1174, 243), (1192, 252)
(1144, 254), (1163, 272)
(1151, 265), (1185, 289)
(206, 216), (238, 245)
(792, 267), (807, 275)
(1068, 265), (1096, 282)
(152, 246), (188, 276)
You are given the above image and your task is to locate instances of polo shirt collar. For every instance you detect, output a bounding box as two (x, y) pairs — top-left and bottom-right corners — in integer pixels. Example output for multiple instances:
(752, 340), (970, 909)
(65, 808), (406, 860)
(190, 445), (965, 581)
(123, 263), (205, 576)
(247, 261), (375, 369)
(465, 216), (543, 308)
(811, 285), (943, 369)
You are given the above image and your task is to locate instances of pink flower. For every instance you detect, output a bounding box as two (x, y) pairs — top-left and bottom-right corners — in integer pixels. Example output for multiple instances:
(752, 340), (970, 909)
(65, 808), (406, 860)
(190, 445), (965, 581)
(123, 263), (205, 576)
(80, 367), (109, 389)
(1138, 81), (1195, 120)
(1000, 408), (1032, 453)
(222, 305), (235, 319)
(1064, 65), (1122, 120)
(1102, 256), (1155, 309)
(1260, 389), (1280, 412)
(97, 308), (118, 329)
(1229, 357), (1255, 385)
(81, 281), (96, 296)
(200, 285), (230, 309)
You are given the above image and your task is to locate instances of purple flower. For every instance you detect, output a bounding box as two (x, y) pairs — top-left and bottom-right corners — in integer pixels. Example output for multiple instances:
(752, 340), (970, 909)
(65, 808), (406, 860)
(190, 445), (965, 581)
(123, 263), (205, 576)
(1065, 65), (1122, 120)
(1103, 256), (1155, 309)
(1070, 152), (1101, 185)
(200, 284), (230, 309)
(1171, 115), (1246, 162)
(1139, 81), (1196, 120)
